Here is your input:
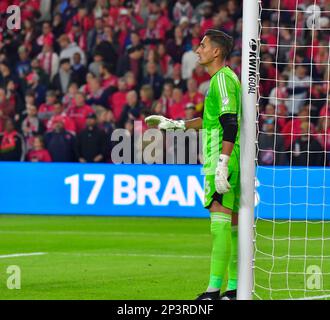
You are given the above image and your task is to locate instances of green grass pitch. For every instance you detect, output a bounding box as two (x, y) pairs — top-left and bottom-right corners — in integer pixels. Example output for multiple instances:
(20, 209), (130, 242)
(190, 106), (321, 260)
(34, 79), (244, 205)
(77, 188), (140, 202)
(0, 215), (329, 300)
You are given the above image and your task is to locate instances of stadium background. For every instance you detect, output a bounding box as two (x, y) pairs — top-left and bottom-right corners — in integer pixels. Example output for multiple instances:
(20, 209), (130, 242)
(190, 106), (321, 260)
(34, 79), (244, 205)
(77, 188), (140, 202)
(0, 0), (329, 300)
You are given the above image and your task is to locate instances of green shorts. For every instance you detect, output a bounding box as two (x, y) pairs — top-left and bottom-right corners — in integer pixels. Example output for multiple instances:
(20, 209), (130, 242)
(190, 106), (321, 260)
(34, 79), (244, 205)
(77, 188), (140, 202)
(204, 166), (240, 212)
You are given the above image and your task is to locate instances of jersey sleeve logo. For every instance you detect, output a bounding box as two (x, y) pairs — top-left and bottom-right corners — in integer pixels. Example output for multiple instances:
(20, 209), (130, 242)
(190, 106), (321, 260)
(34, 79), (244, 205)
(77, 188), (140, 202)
(222, 97), (230, 106)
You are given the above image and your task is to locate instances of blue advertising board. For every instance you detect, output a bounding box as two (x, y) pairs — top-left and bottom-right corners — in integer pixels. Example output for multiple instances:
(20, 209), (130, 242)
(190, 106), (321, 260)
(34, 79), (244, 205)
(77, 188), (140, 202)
(0, 162), (329, 220)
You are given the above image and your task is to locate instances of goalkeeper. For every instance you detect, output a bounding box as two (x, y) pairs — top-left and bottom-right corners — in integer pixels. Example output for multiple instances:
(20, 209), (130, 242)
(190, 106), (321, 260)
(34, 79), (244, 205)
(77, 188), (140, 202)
(145, 29), (241, 300)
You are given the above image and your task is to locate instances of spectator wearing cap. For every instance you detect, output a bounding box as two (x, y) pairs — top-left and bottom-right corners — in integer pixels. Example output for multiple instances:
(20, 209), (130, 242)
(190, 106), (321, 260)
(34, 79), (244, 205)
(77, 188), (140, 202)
(172, 0), (193, 26)
(26, 135), (52, 162)
(38, 90), (57, 127)
(21, 103), (45, 151)
(0, 118), (25, 162)
(37, 37), (59, 82)
(76, 113), (108, 163)
(52, 58), (74, 97)
(16, 46), (32, 79)
(110, 77), (128, 123)
(67, 92), (94, 133)
(181, 38), (199, 80)
(44, 117), (77, 162)
(167, 88), (185, 120)
(47, 103), (76, 135)
(184, 102), (196, 120)
(142, 61), (164, 100)
(71, 53), (87, 88)
(58, 34), (86, 66)
(182, 78), (204, 113)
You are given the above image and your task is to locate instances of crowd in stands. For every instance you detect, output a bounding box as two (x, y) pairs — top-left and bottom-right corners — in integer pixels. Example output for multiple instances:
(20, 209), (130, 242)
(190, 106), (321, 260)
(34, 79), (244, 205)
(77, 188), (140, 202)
(0, 0), (328, 166)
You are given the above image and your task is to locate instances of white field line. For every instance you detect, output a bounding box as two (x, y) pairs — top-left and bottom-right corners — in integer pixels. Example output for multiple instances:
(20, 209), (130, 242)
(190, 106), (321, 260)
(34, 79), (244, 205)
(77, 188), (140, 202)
(0, 230), (208, 238)
(54, 252), (330, 261)
(291, 294), (330, 300)
(0, 252), (47, 259)
(55, 252), (209, 259)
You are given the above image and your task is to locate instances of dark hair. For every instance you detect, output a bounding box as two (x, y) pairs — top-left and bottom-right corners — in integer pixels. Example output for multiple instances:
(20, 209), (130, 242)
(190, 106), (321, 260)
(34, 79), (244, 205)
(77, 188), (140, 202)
(204, 29), (233, 61)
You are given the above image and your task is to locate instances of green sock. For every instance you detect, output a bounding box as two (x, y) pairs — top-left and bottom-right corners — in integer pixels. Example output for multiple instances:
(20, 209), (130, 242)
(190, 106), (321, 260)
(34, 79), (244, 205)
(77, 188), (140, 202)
(227, 225), (238, 291)
(207, 212), (232, 292)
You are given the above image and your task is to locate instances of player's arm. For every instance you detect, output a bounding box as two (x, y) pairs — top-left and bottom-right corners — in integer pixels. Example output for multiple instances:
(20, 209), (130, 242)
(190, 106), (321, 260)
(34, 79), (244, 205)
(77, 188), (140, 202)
(145, 115), (203, 130)
(219, 113), (238, 156)
(215, 74), (239, 194)
(184, 117), (203, 130)
(215, 113), (238, 194)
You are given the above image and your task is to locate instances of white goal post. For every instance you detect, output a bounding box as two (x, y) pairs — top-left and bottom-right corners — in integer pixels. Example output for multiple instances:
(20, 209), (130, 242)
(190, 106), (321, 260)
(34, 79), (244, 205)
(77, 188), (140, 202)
(238, 0), (259, 300)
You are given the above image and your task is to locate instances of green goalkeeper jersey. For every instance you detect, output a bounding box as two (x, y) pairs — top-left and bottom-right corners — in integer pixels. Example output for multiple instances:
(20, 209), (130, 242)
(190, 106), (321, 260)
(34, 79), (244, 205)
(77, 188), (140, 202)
(202, 66), (242, 175)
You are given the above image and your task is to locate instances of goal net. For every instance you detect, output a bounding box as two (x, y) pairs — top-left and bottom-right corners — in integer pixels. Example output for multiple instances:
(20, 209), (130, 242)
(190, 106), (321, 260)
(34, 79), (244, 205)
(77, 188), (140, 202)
(254, 0), (330, 300)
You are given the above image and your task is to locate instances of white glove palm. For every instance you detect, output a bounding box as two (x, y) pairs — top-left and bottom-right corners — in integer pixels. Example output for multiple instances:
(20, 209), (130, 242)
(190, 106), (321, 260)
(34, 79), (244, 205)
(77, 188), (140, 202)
(145, 115), (185, 130)
(215, 154), (231, 194)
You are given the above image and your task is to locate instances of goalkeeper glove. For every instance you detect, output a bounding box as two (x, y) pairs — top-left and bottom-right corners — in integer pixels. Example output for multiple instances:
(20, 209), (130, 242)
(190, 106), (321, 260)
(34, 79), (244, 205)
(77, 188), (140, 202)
(145, 115), (185, 130)
(215, 154), (231, 194)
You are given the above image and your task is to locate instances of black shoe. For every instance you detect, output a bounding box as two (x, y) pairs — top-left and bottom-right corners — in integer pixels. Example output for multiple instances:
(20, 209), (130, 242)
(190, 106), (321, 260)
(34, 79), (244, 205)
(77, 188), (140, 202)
(220, 289), (237, 300)
(196, 290), (220, 300)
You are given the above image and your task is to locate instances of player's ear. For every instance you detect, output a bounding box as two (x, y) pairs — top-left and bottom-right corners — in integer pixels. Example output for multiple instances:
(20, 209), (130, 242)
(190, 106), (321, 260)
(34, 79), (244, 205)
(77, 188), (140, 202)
(213, 47), (221, 59)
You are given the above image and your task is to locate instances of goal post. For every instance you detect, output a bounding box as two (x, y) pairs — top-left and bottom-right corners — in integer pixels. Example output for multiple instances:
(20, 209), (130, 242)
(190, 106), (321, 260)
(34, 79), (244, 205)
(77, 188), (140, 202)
(238, 0), (259, 300)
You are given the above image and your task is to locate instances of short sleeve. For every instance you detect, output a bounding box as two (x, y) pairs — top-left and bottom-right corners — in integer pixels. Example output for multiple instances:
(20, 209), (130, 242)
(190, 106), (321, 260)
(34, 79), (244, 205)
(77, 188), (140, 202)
(214, 73), (237, 117)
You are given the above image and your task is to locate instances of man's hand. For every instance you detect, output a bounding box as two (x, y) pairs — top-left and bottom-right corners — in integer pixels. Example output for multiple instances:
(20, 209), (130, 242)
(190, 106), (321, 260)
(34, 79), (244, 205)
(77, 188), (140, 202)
(145, 115), (185, 130)
(215, 154), (231, 194)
